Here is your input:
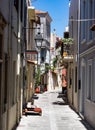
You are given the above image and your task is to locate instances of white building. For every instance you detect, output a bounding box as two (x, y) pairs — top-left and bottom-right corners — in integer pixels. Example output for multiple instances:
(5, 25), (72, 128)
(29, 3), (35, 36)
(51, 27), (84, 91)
(0, 0), (26, 130)
(69, 0), (95, 128)
(35, 10), (52, 91)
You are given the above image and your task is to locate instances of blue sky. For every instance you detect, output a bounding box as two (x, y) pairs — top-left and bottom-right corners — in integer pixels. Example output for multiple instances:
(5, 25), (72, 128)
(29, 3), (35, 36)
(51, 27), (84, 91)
(32, 0), (69, 37)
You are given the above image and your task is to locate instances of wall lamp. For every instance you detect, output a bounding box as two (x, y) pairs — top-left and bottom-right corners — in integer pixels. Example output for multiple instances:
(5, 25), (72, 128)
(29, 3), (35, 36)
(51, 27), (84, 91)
(34, 32), (43, 49)
(22, 26), (43, 48)
(23, 27), (40, 30)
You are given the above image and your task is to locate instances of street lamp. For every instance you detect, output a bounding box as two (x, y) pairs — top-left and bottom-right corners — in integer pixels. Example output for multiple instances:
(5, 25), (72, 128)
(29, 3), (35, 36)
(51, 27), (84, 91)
(34, 32), (44, 91)
(34, 32), (43, 48)
(34, 31), (44, 65)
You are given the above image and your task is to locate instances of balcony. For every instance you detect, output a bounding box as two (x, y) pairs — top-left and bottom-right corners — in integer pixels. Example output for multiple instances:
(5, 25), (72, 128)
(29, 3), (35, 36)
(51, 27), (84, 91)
(55, 38), (74, 64)
(41, 39), (50, 50)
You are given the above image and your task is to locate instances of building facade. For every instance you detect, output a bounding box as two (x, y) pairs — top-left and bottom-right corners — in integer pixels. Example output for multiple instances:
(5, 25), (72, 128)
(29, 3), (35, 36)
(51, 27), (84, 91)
(68, 0), (79, 112)
(24, 4), (41, 103)
(0, 0), (26, 130)
(35, 10), (52, 91)
(69, 0), (95, 128)
(79, 0), (95, 128)
(49, 31), (58, 90)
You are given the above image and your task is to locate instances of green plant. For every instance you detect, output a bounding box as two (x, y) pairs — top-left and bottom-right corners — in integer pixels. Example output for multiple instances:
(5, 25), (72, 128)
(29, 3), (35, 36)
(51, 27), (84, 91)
(35, 67), (41, 86)
(45, 64), (51, 72)
(62, 38), (74, 45)
(52, 57), (58, 66)
(50, 66), (55, 71)
(45, 64), (55, 72)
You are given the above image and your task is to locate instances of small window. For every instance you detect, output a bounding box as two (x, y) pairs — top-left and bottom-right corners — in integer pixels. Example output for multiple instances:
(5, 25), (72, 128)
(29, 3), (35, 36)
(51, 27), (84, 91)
(4, 54), (8, 105)
(88, 0), (93, 40)
(75, 67), (77, 92)
(0, 34), (3, 59)
(20, 0), (23, 21)
(12, 61), (16, 105)
(82, 0), (86, 39)
(0, 63), (1, 114)
(0, 34), (3, 98)
(87, 60), (92, 100)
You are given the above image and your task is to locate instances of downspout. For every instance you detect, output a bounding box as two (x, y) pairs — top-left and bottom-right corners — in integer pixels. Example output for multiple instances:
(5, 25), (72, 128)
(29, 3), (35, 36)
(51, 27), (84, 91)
(77, 0), (81, 112)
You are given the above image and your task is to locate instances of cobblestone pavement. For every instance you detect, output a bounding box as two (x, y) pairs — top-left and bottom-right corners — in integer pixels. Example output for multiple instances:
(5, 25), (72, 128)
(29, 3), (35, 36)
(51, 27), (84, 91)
(16, 88), (94, 130)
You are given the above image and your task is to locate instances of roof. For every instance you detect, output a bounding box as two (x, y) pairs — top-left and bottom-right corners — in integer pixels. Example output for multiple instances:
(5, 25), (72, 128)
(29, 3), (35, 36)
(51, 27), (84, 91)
(35, 10), (48, 15)
(35, 10), (52, 22)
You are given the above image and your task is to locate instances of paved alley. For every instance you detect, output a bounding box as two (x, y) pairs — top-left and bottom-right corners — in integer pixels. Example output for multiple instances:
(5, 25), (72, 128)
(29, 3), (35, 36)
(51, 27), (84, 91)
(16, 88), (94, 130)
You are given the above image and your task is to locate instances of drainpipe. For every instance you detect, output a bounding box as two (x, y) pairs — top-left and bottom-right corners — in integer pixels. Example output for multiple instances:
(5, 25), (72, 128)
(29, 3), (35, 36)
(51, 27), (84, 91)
(77, 0), (81, 112)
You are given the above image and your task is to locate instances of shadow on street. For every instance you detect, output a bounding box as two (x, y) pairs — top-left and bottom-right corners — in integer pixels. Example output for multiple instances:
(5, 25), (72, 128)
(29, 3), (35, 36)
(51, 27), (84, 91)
(52, 101), (68, 105)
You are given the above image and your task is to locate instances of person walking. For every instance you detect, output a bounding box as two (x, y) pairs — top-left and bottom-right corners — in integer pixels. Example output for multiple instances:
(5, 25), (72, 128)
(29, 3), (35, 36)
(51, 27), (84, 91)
(62, 76), (67, 94)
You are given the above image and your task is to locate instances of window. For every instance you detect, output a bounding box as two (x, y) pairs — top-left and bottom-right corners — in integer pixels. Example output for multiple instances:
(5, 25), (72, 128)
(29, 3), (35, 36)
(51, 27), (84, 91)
(28, 22), (30, 48)
(81, 66), (86, 98)
(82, 0), (86, 40)
(46, 20), (50, 41)
(0, 34), (2, 59)
(12, 61), (16, 105)
(10, 61), (16, 106)
(87, 60), (92, 100)
(88, 65), (92, 99)
(69, 67), (72, 88)
(41, 48), (46, 63)
(0, 64), (2, 94)
(94, 0), (95, 18)
(40, 23), (44, 37)
(4, 54), (8, 105)
(88, 0), (93, 41)
(71, 16), (73, 38)
(2, 54), (8, 112)
(92, 59), (95, 102)
(20, 0), (23, 22)
(0, 14), (6, 113)
(0, 34), (3, 99)
(75, 67), (77, 92)
(0, 33), (3, 112)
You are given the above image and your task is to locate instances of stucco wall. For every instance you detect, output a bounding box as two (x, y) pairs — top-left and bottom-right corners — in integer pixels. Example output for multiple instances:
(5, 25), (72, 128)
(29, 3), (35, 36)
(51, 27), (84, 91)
(2, 112), (7, 130)
(85, 100), (95, 128)
(8, 104), (17, 130)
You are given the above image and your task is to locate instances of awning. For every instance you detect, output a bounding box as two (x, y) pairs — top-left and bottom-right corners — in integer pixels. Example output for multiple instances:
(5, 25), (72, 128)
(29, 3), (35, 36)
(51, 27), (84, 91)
(27, 60), (37, 65)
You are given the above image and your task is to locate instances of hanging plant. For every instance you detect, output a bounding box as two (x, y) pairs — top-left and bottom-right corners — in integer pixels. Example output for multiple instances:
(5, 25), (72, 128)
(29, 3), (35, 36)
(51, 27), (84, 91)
(45, 65), (55, 72)
(62, 38), (74, 45)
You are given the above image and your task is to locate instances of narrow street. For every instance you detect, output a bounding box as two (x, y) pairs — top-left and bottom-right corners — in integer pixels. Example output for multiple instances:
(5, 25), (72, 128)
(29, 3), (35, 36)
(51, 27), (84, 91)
(16, 88), (94, 130)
